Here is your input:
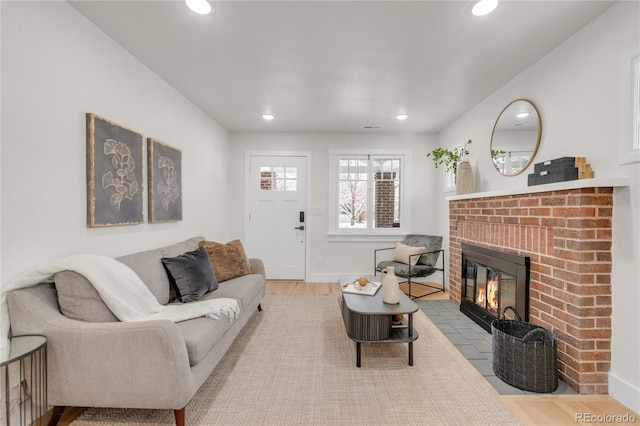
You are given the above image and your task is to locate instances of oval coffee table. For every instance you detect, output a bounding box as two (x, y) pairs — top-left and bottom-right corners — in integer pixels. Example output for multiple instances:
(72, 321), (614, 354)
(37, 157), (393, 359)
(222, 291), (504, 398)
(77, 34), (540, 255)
(338, 275), (419, 367)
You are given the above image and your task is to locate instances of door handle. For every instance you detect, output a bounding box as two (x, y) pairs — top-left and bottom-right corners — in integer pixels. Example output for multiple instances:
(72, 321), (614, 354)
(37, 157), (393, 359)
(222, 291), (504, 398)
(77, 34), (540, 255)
(294, 226), (305, 230)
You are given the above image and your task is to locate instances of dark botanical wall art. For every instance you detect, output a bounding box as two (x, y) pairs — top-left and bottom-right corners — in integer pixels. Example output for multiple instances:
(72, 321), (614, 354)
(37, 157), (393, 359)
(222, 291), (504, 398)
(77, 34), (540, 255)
(86, 113), (144, 227)
(148, 138), (182, 223)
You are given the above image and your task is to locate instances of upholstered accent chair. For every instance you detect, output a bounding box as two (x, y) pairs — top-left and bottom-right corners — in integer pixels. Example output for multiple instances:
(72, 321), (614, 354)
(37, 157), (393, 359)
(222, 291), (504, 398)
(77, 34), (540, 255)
(374, 234), (445, 299)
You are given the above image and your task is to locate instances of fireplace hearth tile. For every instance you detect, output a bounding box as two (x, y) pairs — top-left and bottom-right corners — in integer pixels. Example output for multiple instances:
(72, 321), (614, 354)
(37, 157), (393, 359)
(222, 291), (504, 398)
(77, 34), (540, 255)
(458, 328), (486, 340)
(447, 318), (474, 329)
(442, 333), (469, 345)
(469, 339), (492, 353)
(454, 344), (485, 360)
(440, 311), (461, 320)
(468, 359), (494, 376)
(434, 323), (456, 334)
(423, 314), (448, 324)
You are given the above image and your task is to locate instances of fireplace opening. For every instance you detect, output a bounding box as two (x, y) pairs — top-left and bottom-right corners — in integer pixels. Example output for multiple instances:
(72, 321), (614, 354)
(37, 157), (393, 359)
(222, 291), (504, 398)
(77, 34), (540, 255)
(460, 243), (530, 332)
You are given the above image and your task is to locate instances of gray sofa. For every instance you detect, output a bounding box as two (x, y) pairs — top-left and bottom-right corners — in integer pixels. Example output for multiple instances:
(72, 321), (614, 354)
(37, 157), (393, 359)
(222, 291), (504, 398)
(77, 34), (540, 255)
(6, 237), (265, 426)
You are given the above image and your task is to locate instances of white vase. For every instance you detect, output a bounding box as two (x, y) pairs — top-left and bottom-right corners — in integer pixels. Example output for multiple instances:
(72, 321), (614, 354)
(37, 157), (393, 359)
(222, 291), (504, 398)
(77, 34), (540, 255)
(456, 161), (475, 195)
(382, 266), (400, 304)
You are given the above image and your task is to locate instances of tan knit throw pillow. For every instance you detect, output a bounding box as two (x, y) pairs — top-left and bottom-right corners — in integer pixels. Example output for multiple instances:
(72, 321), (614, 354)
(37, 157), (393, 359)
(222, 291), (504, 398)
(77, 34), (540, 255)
(392, 242), (424, 266)
(199, 239), (251, 282)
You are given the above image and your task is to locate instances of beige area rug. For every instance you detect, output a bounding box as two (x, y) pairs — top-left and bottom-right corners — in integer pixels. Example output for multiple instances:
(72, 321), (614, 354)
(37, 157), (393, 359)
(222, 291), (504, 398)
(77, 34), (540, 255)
(72, 295), (521, 426)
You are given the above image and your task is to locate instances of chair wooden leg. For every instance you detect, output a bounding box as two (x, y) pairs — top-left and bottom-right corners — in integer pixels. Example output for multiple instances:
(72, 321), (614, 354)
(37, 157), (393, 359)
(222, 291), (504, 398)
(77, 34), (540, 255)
(48, 406), (66, 426)
(174, 407), (185, 426)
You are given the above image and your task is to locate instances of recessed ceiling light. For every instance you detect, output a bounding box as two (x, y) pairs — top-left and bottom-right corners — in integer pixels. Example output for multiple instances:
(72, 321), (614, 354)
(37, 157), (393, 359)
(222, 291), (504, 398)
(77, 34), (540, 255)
(396, 114), (409, 121)
(262, 114), (275, 121)
(516, 112), (531, 118)
(472, 0), (499, 16)
(186, 0), (213, 15)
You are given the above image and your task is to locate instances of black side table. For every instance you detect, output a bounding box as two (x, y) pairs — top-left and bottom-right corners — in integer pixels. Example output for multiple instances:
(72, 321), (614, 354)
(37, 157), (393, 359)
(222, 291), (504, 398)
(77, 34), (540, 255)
(1, 335), (47, 426)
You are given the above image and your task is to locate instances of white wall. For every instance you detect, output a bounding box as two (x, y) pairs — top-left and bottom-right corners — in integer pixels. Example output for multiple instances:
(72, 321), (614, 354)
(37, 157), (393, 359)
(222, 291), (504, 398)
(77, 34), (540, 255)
(437, 2), (640, 412)
(0, 2), (234, 343)
(229, 132), (439, 281)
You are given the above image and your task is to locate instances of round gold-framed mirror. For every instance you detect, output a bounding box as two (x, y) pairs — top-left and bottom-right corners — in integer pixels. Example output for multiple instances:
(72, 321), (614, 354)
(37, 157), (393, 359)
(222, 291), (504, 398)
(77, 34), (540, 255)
(490, 99), (541, 176)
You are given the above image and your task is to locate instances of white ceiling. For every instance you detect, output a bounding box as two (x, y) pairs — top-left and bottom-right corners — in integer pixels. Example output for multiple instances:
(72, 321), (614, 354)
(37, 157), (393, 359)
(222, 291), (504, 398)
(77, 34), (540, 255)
(70, 0), (616, 133)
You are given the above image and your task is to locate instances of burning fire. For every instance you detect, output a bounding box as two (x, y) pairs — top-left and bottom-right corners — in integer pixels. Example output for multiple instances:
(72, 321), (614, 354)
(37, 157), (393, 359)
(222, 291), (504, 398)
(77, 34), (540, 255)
(476, 274), (500, 312)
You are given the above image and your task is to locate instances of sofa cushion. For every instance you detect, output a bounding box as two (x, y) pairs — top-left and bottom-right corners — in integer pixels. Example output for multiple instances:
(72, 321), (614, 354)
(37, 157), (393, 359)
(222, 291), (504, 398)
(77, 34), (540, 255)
(201, 273), (263, 310)
(116, 248), (168, 304)
(54, 271), (119, 322)
(160, 236), (204, 258)
(392, 242), (424, 266)
(179, 273), (264, 365)
(118, 236), (203, 304)
(198, 240), (251, 282)
(162, 247), (219, 303)
(376, 260), (436, 278)
(176, 316), (231, 366)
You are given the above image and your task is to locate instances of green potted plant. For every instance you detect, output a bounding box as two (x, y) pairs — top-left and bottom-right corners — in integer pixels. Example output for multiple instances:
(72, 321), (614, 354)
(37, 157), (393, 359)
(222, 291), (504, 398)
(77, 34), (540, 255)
(426, 139), (472, 175)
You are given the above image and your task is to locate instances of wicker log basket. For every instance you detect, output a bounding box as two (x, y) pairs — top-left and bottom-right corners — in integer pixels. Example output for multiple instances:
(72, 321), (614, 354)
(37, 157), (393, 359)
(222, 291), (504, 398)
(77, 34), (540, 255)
(491, 306), (558, 393)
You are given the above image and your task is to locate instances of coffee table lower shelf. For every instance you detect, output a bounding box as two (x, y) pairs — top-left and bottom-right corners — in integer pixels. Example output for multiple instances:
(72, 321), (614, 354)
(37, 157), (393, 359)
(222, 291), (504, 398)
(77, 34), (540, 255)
(339, 295), (419, 367)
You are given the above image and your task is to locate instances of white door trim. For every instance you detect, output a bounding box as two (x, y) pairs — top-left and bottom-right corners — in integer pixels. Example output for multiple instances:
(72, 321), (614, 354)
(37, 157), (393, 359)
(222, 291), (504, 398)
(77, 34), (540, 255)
(244, 151), (312, 281)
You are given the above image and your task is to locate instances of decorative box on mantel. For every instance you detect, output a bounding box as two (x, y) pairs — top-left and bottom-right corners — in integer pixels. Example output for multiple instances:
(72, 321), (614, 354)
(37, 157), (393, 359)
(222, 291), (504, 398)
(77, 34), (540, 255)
(528, 157), (594, 186)
(446, 177), (628, 394)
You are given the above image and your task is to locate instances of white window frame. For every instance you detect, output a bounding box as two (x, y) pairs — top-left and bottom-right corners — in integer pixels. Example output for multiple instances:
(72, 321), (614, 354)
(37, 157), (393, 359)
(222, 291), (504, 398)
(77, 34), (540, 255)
(619, 46), (640, 165)
(328, 149), (412, 241)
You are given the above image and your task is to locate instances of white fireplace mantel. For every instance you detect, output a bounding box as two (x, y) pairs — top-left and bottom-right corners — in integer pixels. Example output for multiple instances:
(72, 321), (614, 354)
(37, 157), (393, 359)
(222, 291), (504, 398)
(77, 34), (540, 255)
(446, 177), (630, 201)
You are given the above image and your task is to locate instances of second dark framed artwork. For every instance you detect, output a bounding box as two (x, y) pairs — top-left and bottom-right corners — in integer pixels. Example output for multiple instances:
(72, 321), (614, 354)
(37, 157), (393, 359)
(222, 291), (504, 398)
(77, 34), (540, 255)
(148, 138), (182, 223)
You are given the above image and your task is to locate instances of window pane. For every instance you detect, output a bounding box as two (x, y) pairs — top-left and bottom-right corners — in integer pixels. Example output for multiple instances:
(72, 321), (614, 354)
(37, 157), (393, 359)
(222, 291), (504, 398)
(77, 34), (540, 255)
(338, 179), (367, 229)
(338, 181), (367, 229)
(274, 179), (286, 191)
(372, 157), (401, 229)
(285, 180), (297, 191)
(260, 167), (273, 191)
(286, 167), (297, 178)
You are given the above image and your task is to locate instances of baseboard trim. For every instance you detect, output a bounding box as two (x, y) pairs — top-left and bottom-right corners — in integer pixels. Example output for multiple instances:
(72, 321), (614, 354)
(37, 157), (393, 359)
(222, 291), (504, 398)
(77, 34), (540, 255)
(305, 273), (368, 282)
(305, 271), (446, 285)
(608, 371), (640, 413)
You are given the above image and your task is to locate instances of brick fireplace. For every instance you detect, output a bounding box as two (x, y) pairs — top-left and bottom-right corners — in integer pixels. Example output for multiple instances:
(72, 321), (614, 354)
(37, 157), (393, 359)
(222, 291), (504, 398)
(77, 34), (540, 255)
(448, 184), (616, 394)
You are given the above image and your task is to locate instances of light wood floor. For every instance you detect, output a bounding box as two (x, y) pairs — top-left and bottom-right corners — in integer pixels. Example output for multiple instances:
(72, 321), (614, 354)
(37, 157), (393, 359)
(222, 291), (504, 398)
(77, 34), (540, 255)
(52, 280), (637, 426)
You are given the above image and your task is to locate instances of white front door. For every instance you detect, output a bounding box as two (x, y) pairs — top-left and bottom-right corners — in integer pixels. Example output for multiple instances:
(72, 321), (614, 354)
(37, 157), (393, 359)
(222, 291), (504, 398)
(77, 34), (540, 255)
(246, 155), (307, 279)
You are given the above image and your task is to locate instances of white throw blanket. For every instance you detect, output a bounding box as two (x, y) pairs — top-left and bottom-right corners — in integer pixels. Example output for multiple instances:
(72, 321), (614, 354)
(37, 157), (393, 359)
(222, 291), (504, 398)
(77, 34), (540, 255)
(3, 254), (241, 323)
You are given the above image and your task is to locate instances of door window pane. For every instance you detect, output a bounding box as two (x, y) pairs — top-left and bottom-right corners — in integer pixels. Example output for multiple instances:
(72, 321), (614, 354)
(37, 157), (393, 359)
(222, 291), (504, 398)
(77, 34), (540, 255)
(259, 166), (298, 191)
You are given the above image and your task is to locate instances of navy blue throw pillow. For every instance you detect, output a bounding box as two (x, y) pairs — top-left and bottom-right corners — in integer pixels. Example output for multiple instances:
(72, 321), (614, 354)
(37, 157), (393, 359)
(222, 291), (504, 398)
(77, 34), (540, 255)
(161, 246), (218, 303)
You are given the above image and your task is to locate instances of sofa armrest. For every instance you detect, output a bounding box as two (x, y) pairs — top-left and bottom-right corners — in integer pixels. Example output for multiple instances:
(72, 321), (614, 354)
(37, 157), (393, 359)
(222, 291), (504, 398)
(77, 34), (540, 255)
(249, 258), (266, 279)
(7, 285), (195, 409)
